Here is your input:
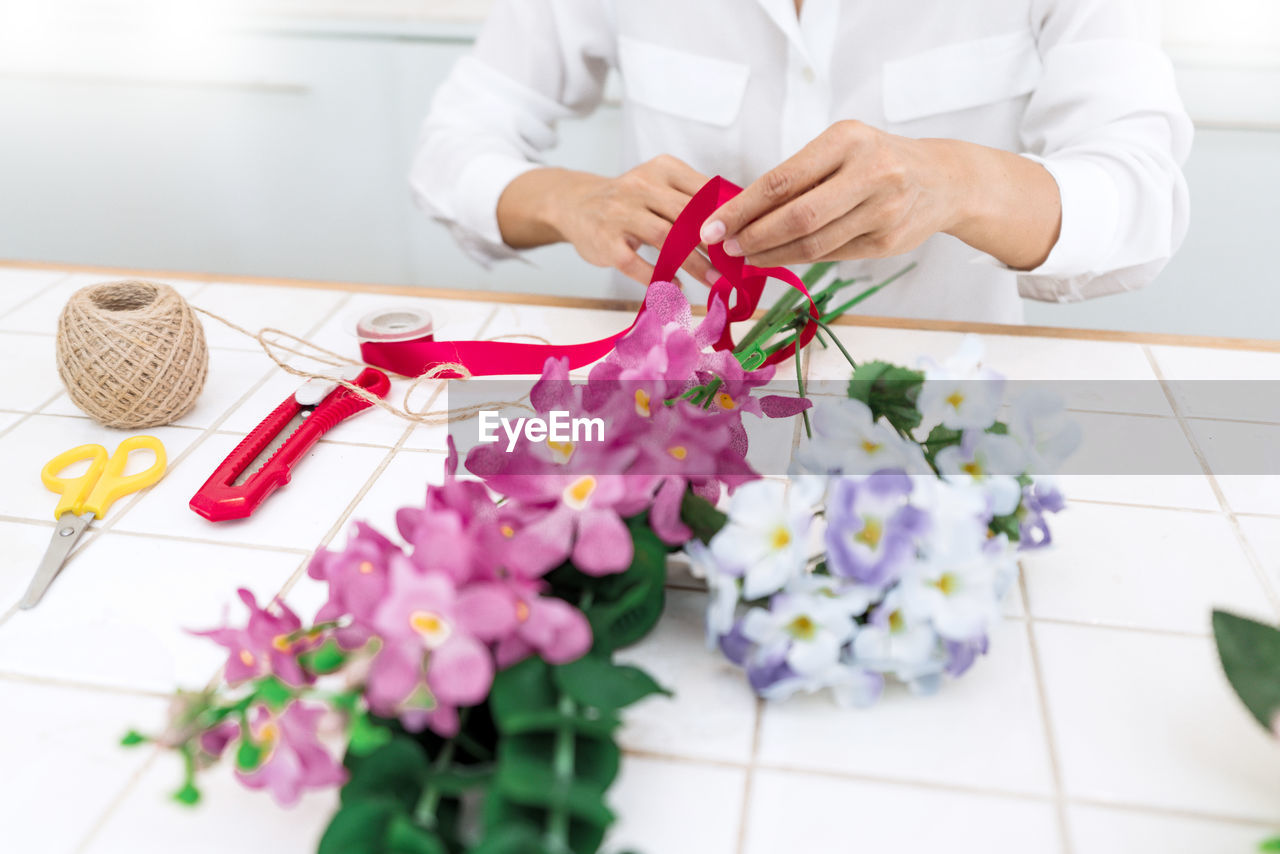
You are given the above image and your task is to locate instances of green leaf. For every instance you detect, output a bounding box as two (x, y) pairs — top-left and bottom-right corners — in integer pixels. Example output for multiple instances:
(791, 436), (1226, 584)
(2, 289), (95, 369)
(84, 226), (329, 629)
(471, 824), (550, 854)
(254, 675), (295, 711)
(120, 729), (148, 747)
(172, 782), (201, 806)
(387, 813), (447, 854)
(341, 736), (431, 812)
(989, 512), (1021, 542)
(348, 709), (394, 757)
(582, 520), (668, 652)
(235, 737), (266, 773)
(1213, 610), (1280, 731)
(491, 658), (558, 728)
(680, 489), (728, 545)
(318, 799), (398, 854)
(553, 656), (671, 712)
(298, 638), (347, 675)
(847, 360), (924, 434)
(1259, 836), (1280, 851)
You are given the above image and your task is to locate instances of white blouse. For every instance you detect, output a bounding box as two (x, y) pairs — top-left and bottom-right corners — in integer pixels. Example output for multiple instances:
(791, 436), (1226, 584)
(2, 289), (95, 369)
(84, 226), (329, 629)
(410, 0), (1193, 324)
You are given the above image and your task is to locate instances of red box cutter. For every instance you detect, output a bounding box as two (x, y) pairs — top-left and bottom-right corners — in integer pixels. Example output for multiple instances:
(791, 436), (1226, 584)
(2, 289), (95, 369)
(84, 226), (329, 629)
(189, 367), (391, 521)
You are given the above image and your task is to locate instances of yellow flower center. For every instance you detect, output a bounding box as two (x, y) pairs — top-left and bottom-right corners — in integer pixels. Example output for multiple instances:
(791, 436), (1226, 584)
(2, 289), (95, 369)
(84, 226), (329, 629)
(668, 445), (688, 460)
(238, 649), (255, 667)
(962, 461), (984, 478)
(409, 610), (452, 647)
(854, 518), (884, 549)
(634, 388), (651, 417)
(359, 560), (374, 575)
(258, 721), (278, 745)
(786, 615), (817, 641)
(564, 475), (597, 510)
(501, 524), (515, 539)
(547, 439), (575, 464)
(945, 390), (966, 410)
(861, 439), (882, 454)
(271, 634), (292, 653)
(716, 392), (736, 410)
(932, 573), (958, 596)
(515, 601), (530, 623)
(770, 526), (792, 550)
(888, 610), (905, 633)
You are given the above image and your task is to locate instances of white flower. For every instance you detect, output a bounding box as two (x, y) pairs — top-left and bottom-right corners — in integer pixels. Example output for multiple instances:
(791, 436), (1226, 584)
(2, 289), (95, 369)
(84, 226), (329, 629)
(740, 586), (862, 699)
(684, 539), (741, 648)
(1007, 388), (1082, 473)
(851, 588), (944, 687)
(709, 479), (815, 601)
(793, 398), (931, 476)
(935, 432), (1027, 516)
(918, 335), (1005, 430)
(901, 533), (1010, 642)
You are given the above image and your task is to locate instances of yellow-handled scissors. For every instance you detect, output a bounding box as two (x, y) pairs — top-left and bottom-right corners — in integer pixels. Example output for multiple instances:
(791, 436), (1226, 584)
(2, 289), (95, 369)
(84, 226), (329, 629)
(20, 436), (167, 609)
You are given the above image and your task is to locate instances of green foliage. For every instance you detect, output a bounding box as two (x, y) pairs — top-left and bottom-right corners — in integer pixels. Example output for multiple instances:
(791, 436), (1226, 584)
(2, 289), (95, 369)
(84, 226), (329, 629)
(236, 737), (266, 773)
(299, 638), (348, 675)
(255, 675), (295, 711)
(679, 489), (728, 545)
(120, 729), (148, 747)
(349, 709), (395, 757)
(1259, 836), (1280, 851)
(1213, 610), (1280, 731)
(846, 360), (925, 435)
(173, 782), (201, 806)
(553, 656), (671, 712)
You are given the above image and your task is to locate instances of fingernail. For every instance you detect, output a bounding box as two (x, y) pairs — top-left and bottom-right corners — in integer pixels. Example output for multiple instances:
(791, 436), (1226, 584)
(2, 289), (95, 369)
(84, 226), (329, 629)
(705, 270), (721, 286)
(724, 238), (742, 257)
(701, 219), (726, 243)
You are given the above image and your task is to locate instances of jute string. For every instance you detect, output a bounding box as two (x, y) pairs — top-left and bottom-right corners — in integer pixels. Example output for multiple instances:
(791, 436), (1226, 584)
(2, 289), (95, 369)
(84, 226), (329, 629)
(55, 279), (540, 429)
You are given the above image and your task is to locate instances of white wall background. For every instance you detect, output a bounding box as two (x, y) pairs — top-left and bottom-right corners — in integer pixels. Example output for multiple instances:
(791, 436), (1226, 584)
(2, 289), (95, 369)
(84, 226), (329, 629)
(0, 1), (1276, 338)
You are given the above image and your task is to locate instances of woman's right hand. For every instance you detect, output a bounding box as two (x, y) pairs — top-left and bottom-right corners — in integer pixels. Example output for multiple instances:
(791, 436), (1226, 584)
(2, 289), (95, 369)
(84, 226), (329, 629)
(497, 157), (717, 287)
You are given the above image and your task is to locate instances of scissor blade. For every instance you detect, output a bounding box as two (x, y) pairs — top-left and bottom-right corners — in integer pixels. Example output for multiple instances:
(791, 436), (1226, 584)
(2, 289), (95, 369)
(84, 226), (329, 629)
(19, 514), (92, 609)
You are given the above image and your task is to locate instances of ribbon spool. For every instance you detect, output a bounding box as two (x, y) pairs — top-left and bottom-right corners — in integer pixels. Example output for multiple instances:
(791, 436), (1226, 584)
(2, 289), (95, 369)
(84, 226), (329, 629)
(56, 280), (209, 428)
(359, 176), (818, 379)
(356, 307), (435, 344)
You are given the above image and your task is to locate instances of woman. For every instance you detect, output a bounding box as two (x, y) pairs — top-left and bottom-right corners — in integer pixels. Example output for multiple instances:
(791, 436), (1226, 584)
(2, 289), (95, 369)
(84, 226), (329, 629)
(410, 0), (1191, 323)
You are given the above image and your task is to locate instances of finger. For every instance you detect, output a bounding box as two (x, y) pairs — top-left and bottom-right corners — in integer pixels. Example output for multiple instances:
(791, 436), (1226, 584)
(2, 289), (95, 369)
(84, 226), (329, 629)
(679, 248), (718, 287)
(615, 239), (658, 285)
(745, 202), (879, 267)
(700, 135), (846, 245)
(655, 155), (711, 196)
(728, 169), (868, 259)
(632, 212), (718, 286)
(645, 185), (696, 224)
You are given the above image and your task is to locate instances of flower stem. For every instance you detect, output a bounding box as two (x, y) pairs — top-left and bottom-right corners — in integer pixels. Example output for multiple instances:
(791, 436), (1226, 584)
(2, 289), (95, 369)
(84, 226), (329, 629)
(546, 694), (577, 852)
(794, 344), (812, 439)
(813, 319), (857, 372)
(413, 711), (466, 828)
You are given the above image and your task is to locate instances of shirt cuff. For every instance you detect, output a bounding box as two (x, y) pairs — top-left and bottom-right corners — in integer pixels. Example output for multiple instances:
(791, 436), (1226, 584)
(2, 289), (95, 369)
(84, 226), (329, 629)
(1019, 152), (1121, 280)
(452, 152), (542, 252)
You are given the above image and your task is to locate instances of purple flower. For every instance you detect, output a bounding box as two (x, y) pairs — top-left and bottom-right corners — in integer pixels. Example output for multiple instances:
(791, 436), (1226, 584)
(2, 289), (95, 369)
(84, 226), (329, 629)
(193, 589), (312, 687)
(944, 635), (990, 677)
(825, 474), (929, 587)
(235, 702), (347, 806)
(1018, 479), (1066, 550)
(307, 522), (397, 649)
(494, 581), (593, 668)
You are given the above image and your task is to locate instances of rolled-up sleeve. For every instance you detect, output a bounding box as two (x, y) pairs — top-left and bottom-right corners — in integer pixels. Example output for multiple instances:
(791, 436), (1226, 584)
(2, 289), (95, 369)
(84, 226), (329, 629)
(409, 0), (614, 266)
(1016, 0), (1193, 302)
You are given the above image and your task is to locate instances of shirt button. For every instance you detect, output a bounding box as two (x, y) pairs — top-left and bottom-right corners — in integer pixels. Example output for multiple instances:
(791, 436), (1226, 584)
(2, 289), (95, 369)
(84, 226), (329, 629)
(802, 66), (816, 83)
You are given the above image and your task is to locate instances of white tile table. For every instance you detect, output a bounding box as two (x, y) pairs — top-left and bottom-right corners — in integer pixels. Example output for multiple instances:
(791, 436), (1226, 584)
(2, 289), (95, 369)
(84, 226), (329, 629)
(1, 261), (1278, 854)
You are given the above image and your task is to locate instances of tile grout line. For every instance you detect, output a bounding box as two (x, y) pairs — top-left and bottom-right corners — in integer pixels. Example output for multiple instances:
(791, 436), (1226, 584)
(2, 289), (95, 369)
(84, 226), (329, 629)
(1143, 346), (1280, 618)
(0, 669), (177, 700)
(73, 748), (164, 854)
(733, 697), (766, 854)
(1018, 570), (1075, 854)
(620, 746), (1280, 830)
(0, 270), (75, 322)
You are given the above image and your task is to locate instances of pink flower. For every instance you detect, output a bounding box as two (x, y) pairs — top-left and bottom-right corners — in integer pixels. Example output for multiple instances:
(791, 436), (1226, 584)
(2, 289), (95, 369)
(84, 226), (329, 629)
(307, 522), (397, 649)
(193, 589), (312, 687)
(494, 588), (593, 669)
(365, 554), (517, 734)
(235, 702), (347, 806)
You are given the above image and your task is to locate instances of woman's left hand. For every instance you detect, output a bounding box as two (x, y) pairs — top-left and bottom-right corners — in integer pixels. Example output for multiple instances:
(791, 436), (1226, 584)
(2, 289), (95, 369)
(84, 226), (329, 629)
(700, 120), (965, 267)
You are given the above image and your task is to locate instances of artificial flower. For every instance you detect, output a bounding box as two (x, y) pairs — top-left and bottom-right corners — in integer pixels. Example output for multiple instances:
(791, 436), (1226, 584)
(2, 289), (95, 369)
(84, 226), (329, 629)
(194, 589), (312, 688)
(709, 479), (815, 600)
(917, 335), (1004, 431)
(235, 702), (347, 807)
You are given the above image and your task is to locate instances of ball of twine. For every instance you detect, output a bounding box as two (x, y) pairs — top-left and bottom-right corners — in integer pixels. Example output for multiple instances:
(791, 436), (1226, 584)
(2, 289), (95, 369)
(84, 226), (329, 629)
(56, 280), (208, 428)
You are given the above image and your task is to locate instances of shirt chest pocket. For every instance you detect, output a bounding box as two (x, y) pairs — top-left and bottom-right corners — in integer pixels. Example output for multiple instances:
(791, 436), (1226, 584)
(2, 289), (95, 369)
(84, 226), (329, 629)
(618, 36), (751, 127)
(882, 30), (1042, 123)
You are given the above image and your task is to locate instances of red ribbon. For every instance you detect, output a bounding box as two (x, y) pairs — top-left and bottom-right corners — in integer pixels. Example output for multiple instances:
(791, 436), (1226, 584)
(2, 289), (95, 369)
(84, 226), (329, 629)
(360, 176), (819, 378)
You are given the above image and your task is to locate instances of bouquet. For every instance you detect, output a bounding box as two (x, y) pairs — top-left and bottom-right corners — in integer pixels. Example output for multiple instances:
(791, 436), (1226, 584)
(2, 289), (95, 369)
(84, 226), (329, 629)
(125, 265), (1077, 853)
